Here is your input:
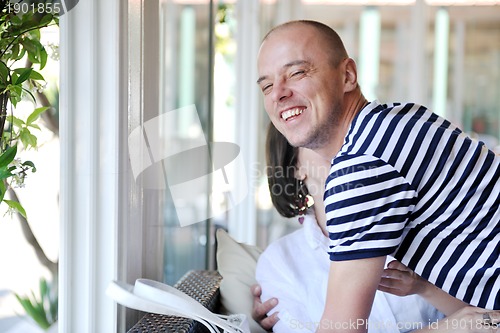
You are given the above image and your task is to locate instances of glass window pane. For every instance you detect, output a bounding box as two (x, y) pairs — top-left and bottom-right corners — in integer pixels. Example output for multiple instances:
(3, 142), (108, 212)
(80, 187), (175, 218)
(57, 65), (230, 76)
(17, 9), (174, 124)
(159, 0), (214, 285)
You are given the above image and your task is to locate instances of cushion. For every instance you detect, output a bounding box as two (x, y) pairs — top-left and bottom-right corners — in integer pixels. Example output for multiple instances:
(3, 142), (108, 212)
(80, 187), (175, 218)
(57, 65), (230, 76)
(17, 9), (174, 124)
(216, 229), (266, 333)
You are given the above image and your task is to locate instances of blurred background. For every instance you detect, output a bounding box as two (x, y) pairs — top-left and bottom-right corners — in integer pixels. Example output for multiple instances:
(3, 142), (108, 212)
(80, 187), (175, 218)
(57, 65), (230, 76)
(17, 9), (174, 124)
(0, 0), (499, 332)
(159, 0), (500, 287)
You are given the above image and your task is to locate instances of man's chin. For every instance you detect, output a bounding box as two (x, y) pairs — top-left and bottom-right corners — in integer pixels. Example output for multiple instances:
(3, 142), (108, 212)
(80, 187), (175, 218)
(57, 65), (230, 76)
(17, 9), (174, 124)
(288, 137), (311, 149)
(282, 129), (320, 149)
(291, 137), (327, 151)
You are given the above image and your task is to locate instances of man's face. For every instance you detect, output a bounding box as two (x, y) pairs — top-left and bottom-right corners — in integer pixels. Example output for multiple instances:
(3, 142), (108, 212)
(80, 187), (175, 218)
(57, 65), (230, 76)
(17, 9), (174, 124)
(257, 24), (344, 150)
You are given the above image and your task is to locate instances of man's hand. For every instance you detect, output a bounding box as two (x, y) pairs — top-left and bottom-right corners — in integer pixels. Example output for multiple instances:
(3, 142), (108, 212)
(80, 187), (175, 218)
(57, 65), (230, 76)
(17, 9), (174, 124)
(251, 284), (279, 331)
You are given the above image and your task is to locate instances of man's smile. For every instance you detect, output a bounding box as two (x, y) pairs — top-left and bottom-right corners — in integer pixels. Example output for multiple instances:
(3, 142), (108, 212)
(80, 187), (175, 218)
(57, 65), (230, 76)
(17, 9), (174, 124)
(280, 107), (306, 121)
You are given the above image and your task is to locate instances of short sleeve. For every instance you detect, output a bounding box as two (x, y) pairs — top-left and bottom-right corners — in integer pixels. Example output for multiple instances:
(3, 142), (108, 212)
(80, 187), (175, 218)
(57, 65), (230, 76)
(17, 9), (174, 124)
(324, 154), (417, 261)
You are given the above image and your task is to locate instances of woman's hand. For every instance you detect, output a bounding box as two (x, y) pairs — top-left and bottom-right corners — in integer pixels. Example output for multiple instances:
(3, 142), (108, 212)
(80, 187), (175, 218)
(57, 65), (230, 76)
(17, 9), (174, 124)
(378, 260), (468, 316)
(420, 306), (499, 332)
(378, 260), (427, 296)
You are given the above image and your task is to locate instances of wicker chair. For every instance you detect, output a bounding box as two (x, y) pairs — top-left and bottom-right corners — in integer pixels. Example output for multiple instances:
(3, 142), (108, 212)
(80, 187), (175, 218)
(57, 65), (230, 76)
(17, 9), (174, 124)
(127, 270), (222, 333)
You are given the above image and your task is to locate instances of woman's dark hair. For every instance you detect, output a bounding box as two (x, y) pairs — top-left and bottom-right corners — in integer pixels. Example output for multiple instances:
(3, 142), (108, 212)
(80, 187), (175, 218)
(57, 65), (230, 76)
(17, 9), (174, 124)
(265, 122), (308, 218)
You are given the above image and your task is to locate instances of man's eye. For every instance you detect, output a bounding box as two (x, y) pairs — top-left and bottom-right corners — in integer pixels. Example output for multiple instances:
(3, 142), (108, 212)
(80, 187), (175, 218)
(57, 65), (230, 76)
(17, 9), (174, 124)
(262, 84), (272, 93)
(291, 70), (305, 77)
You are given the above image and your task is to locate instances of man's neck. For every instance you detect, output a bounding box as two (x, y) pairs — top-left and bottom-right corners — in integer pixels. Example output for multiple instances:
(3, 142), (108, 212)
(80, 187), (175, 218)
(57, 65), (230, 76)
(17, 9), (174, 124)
(316, 93), (368, 160)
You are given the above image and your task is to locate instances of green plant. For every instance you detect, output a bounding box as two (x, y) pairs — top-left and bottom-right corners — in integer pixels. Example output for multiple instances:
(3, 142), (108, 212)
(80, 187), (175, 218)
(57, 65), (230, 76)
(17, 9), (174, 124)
(0, 0), (58, 215)
(15, 277), (58, 330)
(1, 1), (60, 329)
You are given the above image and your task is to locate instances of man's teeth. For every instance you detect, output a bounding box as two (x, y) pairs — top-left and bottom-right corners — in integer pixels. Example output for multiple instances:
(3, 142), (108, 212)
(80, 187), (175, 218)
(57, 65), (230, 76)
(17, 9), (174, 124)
(281, 108), (303, 121)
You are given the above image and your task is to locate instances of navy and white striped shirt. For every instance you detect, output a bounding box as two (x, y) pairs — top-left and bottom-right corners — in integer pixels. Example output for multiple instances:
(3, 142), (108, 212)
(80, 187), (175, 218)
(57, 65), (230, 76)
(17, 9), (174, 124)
(325, 101), (500, 309)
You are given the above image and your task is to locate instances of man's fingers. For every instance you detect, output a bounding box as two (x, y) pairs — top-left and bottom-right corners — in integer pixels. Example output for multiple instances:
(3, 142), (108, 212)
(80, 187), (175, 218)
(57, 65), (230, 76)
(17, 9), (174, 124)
(251, 284), (262, 297)
(259, 298), (278, 315)
(250, 283), (280, 331)
(259, 311), (280, 331)
(252, 297), (278, 319)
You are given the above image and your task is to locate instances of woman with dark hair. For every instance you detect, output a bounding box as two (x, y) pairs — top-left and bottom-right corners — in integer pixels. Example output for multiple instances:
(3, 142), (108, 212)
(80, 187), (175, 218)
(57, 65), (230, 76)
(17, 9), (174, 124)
(265, 121), (302, 219)
(253, 123), (499, 333)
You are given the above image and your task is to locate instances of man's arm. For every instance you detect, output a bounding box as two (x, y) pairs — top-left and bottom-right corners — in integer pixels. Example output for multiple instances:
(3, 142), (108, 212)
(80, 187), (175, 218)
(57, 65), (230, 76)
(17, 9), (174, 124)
(251, 284), (280, 331)
(317, 256), (386, 333)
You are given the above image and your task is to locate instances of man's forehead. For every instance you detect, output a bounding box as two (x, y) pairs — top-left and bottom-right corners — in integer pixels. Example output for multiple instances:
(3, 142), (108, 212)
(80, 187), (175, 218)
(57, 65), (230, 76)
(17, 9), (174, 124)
(259, 30), (313, 62)
(266, 22), (315, 39)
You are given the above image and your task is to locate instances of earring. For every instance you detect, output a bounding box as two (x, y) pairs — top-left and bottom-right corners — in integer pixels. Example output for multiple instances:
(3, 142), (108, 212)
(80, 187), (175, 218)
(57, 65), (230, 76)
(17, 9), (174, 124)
(296, 179), (314, 224)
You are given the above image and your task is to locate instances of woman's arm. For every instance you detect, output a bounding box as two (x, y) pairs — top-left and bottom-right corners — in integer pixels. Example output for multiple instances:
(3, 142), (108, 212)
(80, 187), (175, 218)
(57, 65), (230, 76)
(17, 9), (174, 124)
(317, 256), (387, 333)
(378, 260), (468, 316)
(414, 306), (499, 333)
(377, 260), (500, 333)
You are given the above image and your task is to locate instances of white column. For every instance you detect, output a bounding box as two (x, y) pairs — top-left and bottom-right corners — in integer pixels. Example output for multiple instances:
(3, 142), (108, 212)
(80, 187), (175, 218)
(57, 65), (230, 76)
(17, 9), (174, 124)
(275, 0), (302, 25)
(452, 20), (465, 128)
(59, 0), (123, 331)
(120, 0), (163, 329)
(358, 6), (381, 102)
(230, 0), (261, 244)
(432, 7), (450, 117)
(392, 19), (408, 101)
(341, 21), (357, 62)
(409, 0), (428, 104)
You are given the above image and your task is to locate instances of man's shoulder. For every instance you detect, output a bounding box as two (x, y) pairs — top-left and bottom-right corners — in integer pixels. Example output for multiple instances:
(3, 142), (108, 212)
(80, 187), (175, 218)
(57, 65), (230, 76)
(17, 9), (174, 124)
(348, 101), (435, 146)
(364, 101), (431, 118)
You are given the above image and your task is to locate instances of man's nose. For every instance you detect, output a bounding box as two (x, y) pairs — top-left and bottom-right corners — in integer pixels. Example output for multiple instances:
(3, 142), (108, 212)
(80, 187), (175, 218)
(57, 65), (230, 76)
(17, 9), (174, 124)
(271, 80), (292, 102)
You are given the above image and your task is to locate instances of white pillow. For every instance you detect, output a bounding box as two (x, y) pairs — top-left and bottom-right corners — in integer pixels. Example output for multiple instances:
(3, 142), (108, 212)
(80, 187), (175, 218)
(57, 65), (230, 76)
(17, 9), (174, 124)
(216, 229), (266, 333)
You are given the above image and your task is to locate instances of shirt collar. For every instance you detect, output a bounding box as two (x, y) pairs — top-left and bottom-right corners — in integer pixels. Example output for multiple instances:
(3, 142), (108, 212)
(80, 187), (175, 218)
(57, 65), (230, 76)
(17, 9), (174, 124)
(302, 213), (329, 251)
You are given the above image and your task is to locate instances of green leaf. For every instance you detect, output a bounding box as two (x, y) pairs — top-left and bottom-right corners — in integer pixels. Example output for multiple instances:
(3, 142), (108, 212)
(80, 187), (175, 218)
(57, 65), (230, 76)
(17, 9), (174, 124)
(0, 61), (8, 85)
(0, 166), (15, 181)
(27, 107), (49, 126)
(24, 38), (44, 65)
(0, 180), (6, 202)
(4, 199), (27, 219)
(21, 39), (37, 54)
(29, 70), (45, 81)
(10, 42), (20, 60)
(20, 128), (37, 148)
(8, 115), (25, 128)
(39, 14), (53, 27)
(22, 87), (36, 103)
(27, 51), (37, 64)
(39, 48), (48, 70)
(0, 145), (17, 168)
(11, 15), (22, 27)
(22, 161), (36, 172)
(40, 279), (48, 298)
(13, 68), (32, 85)
(6, 84), (23, 106)
(15, 48), (27, 62)
(16, 294), (50, 329)
(14, 278), (57, 330)
(27, 26), (41, 40)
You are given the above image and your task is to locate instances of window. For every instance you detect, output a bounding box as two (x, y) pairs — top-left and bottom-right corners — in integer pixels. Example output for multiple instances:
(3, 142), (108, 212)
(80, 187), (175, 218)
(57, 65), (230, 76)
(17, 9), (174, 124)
(58, 1), (500, 331)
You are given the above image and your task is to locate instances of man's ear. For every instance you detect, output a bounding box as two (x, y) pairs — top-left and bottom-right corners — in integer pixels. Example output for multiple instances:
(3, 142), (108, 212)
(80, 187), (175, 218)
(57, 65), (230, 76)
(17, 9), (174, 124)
(343, 58), (358, 93)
